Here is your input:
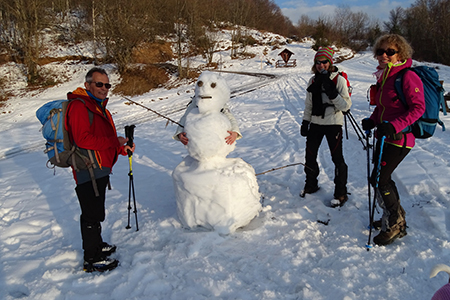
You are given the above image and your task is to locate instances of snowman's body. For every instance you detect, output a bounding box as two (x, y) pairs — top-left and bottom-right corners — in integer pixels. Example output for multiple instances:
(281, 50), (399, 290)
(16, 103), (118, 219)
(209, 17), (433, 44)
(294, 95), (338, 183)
(184, 108), (234, 161)
(172, 71), (261, 234)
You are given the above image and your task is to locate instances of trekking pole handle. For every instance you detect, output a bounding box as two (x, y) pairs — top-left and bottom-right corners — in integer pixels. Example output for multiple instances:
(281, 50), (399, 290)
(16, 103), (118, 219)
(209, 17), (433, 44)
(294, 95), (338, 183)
(125, 125), (136, 157)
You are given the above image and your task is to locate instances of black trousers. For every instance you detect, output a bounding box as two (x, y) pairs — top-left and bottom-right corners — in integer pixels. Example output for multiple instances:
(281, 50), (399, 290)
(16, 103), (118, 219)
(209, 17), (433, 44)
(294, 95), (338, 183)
(304, 123), (348, 198)
(75, 175), (110, 261)
(371, 142), (410, 226)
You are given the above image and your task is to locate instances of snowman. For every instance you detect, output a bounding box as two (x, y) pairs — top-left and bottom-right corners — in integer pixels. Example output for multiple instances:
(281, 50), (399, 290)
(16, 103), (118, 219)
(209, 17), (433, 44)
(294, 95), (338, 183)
(172, 71), (261, 234)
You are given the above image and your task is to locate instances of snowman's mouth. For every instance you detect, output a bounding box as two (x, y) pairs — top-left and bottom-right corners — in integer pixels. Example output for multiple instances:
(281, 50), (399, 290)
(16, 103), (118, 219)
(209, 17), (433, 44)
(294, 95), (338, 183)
(199, 95), (212, 99)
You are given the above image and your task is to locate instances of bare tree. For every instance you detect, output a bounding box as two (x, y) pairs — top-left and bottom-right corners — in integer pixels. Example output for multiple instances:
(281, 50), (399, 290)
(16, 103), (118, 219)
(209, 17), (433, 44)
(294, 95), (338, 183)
(94, 0), (157, 73)
(296, 15), (316, 38)
(199, 25), (220, 65)
(384, 7), (404, 34)
(403, 0), (450, 64)
(0, 0), (51, 83)
(333, 5), (370, 48)
(227, 0), (251, 58)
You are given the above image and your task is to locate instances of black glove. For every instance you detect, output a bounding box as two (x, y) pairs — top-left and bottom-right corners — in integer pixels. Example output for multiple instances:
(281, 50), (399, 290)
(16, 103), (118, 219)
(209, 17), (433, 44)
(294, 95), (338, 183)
(361, 118), (375, 131)
(301, 120), (310, 137)
(376, 122), (396, 137)
(320, 74), (339, 100)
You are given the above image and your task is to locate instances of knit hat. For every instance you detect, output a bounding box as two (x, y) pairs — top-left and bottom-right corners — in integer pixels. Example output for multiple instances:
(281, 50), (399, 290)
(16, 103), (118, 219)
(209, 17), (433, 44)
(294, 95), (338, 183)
(314, 47), (334, 65)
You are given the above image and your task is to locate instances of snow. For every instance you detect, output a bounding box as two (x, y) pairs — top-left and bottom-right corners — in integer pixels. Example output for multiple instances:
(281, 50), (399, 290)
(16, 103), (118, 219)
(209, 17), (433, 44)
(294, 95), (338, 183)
(1, 35), (450, 299)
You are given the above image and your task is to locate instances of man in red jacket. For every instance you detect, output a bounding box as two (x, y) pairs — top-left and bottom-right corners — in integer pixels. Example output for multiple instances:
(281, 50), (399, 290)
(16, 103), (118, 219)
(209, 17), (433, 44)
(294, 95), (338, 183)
(66, 67), (135, 272)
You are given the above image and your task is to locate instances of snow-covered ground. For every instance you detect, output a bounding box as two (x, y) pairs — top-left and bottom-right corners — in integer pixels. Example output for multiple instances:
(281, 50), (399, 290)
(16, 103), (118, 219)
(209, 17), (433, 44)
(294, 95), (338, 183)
(2, 37), (450, 299)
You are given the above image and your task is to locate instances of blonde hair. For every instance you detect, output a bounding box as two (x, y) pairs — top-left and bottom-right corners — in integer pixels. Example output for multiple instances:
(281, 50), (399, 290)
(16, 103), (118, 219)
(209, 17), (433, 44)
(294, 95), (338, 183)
(373, 34), (413, 61)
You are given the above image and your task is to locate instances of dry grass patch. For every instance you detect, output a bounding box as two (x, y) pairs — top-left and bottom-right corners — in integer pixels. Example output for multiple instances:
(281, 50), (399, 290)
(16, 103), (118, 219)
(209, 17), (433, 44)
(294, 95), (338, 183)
(113, 65), (170, 97)
(133, 41), (174, 64)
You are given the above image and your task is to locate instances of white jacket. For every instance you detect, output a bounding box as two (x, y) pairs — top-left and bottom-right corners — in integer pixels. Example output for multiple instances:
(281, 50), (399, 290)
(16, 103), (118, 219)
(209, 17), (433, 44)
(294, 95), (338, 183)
(303, 71), (352, 126)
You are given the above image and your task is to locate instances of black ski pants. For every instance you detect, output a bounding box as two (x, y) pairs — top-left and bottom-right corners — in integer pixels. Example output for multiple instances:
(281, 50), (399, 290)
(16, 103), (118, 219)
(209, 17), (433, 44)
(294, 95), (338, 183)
(304, 123), (348, 198)
(371, 142), (410, 226)
(75, 175), (110, 261)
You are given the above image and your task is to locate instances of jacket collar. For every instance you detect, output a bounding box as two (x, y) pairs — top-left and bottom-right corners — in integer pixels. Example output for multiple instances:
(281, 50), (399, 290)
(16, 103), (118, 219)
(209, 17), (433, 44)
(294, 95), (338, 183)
(67, 87), (109, 114)
(379, 58), (412, 83)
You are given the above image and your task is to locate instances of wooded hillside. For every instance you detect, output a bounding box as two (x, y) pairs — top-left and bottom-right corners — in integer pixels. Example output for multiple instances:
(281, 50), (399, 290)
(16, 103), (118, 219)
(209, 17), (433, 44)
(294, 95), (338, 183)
(0, 0), (448, 91)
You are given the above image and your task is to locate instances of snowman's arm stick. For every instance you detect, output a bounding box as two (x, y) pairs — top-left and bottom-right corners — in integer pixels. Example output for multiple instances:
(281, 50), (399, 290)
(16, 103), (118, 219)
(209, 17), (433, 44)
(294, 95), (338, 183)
(123, 96), (184, 127)
(256, 162), (313, 176)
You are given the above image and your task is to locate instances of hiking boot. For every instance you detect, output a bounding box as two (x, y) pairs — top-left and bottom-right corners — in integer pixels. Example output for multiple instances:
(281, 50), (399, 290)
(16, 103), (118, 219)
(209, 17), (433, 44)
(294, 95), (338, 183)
(83, 257), (119, 273)
(331, 194), (348, 208)
(373, 221), (407, 246)
(300, 185), (320, 198)
(101, 243), (117, 257)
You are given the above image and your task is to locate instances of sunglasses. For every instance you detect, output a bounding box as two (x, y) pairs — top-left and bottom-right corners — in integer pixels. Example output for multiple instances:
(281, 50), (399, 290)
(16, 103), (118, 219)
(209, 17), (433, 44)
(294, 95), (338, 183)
(375, 48), (398, 57)
(315, 60), (329, 65)
(90, 81), (112, 89)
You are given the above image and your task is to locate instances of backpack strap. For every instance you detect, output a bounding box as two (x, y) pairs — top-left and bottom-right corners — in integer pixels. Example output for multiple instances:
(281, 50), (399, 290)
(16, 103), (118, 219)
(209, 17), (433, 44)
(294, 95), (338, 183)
(332, 71), (352, 96)
(394, 68), (416, 137)
(50, 107), (64, 164)
(332, 72), (341, 87)
(64, 98), (99, 197)
(394, 68), (410, 109)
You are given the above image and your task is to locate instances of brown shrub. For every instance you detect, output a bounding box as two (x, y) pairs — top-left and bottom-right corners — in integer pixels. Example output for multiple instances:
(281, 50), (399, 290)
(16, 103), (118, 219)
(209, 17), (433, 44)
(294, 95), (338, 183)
(132, 41), (174, 64)
(0, 53), (11, 65)
(113, 65), (170, 97)
(27, 68), (65, 89)
(0, 76), (12, 108)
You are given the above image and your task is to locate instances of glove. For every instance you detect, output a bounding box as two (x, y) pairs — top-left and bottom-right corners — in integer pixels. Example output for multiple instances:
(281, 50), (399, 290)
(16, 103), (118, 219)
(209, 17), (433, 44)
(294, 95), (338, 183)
(376, 122), (396, 137)
(300, 120), (310, 137)
(320, 74), (339, 99)
(361, 118), (375, 131)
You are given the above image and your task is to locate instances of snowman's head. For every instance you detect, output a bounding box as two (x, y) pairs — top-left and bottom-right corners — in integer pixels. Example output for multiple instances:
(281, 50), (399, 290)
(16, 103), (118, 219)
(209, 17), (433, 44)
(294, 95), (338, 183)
(194, 71), (230, 114)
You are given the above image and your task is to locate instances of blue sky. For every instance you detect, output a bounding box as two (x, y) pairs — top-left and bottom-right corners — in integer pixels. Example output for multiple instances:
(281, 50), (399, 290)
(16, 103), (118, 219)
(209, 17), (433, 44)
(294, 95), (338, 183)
(273, 0), (415, 24)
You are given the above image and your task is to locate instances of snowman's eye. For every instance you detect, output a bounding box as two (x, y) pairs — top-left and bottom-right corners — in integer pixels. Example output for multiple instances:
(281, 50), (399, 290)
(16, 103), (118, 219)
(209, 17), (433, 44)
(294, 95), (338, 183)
(211, 82), (216, 88)
(197, 81), (203, 87)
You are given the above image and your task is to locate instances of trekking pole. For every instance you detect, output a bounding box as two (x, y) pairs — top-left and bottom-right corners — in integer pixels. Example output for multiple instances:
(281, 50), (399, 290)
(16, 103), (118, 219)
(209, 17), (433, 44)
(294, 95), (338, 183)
(347, 111), (366, 139)
(345, 110), (367, 148)
(344, 111), (349, 140)
(365, 129), (373, 249)
(125, 125), (139, 231)
(366, 134), (385, 250)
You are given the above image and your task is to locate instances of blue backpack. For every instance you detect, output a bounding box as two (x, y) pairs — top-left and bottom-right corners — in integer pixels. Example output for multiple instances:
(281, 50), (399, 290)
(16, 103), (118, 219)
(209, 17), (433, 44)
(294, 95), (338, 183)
(394, 66), (447, 139)
(36, 99), (94, 169)
(36, 99), (100, 195)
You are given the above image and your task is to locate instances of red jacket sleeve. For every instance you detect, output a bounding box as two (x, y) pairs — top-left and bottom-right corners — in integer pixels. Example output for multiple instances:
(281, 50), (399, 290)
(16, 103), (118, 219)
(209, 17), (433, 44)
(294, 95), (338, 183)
(67, 100), (121, 151)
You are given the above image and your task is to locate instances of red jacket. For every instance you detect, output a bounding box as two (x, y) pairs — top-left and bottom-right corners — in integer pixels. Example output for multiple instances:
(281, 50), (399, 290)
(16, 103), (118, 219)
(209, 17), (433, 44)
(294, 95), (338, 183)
(370, 58), (425, 148)
(65, 88), (126, 182)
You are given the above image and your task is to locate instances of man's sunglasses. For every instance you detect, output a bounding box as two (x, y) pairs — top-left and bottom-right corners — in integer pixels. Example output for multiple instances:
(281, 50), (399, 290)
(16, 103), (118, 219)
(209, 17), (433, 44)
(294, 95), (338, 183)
(315, 60), (329, 65)
(90, 81), (112, 89)
(375, 48), (398, 57)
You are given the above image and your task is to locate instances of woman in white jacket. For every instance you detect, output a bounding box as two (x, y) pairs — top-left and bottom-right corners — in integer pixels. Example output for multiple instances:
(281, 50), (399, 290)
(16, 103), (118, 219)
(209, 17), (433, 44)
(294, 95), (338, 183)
(300, 46), (352, 208)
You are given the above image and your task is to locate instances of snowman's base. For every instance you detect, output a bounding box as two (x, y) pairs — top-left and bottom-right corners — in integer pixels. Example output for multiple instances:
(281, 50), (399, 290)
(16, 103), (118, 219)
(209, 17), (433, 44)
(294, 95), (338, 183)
(172, 155), (262, 235)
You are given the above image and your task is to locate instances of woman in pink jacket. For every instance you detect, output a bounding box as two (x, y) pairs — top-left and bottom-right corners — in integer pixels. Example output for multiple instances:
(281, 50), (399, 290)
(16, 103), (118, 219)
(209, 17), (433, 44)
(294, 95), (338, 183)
(362, 34), (425, 246)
